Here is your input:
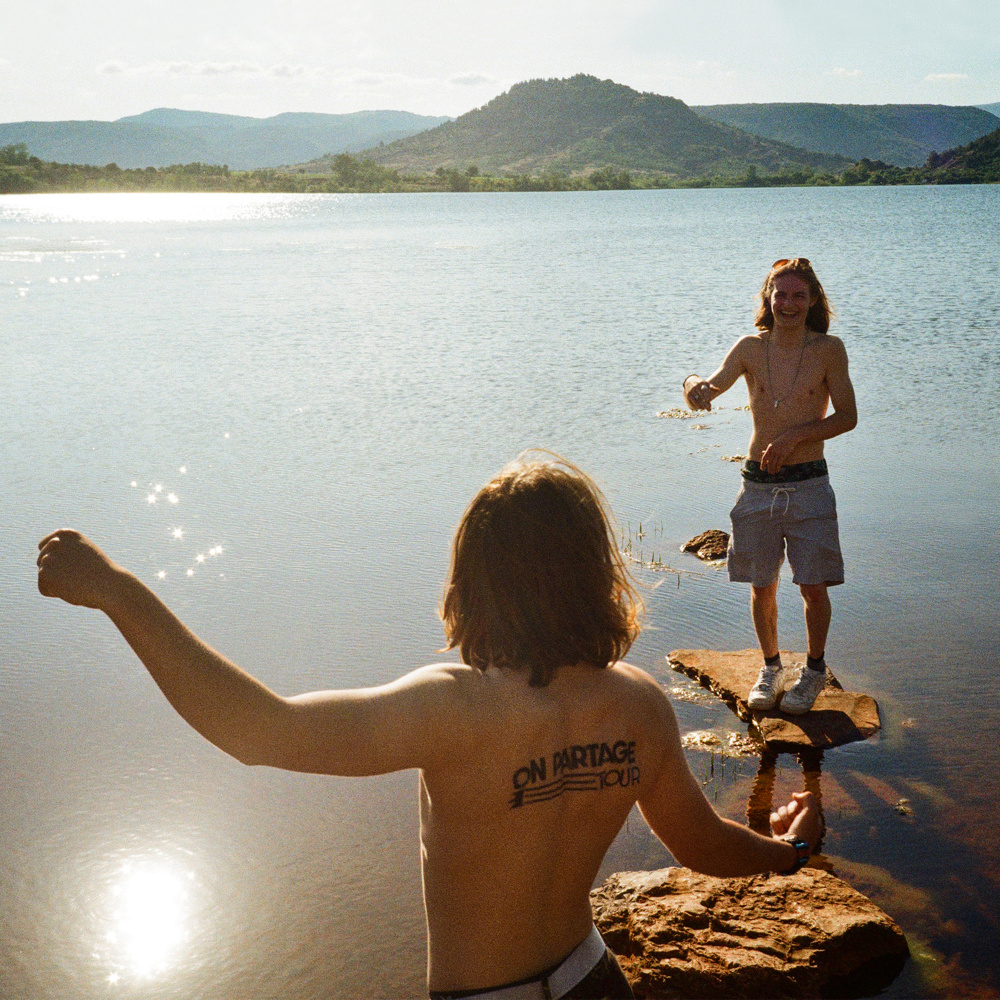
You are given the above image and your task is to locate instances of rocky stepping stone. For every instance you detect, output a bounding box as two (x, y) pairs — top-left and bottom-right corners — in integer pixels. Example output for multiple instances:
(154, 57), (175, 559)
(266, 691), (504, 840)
(668, 648), (880, 750)
(592, 866), (909, 999)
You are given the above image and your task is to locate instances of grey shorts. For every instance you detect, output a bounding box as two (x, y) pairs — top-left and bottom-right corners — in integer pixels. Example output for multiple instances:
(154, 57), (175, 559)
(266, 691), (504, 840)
(727, 474), (844, 588)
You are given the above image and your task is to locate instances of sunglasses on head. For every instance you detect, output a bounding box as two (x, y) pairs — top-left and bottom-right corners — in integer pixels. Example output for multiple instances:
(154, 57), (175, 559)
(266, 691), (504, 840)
(771, 257), (812, 269)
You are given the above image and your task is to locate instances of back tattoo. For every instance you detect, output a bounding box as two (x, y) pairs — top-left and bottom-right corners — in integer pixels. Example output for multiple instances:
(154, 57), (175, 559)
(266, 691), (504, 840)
(509, 740), (639, 808)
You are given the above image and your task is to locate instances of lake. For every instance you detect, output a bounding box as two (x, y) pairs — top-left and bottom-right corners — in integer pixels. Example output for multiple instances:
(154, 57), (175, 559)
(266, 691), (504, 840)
(2, 185), (999, 998)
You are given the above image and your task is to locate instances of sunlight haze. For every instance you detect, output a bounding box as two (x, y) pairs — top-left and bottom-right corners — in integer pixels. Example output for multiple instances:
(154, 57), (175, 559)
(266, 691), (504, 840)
(4, 0), (998, 121)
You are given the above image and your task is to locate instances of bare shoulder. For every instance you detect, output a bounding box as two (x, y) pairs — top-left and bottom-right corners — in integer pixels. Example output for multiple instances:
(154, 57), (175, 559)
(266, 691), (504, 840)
(401, 661), (479, 696)
(813, 331), (849, 361)
(729, 334), (765, 369)
(731, 334), (762, 358)
(608, 662), (676, 717)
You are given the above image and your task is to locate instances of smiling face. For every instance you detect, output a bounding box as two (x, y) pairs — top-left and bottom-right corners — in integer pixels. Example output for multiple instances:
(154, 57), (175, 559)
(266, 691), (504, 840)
(768, 273), (817, 331)
(754, 260), (833, 334)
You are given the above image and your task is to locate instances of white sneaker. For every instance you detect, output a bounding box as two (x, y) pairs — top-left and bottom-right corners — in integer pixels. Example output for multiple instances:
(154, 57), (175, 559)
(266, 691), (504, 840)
(780, 664), (827, 715)
(747, 662), (785, 710)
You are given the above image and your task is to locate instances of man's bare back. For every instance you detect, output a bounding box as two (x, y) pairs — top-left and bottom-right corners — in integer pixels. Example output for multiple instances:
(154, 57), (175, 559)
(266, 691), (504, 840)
(36, 455), (822, 997)
(419, 661), (665, 988)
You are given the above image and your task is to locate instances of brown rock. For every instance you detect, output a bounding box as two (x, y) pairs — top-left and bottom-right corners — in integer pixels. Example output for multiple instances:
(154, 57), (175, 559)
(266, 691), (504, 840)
(591, 867), (909, 999)
(681, 530), (730, 562)
(668, 649), (880, 750)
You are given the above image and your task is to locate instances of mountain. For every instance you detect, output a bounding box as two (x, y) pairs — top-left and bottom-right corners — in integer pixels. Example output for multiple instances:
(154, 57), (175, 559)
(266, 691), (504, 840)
(0, 109), (451, 169)
(360, 75), (851, 177)
(929, 126), (1000, 180)
(691, 103), (1000, 168)
(977, 102), (1000, 118)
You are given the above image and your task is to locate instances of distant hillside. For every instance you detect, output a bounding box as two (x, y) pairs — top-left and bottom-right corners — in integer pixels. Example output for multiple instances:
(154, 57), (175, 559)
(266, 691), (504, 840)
(0, 109), (451, 169)
(360, 75), (851, 178)
(928, 126), (1000, 180)
(691, 103), (999, 168)
(977, 102), (1000, 118)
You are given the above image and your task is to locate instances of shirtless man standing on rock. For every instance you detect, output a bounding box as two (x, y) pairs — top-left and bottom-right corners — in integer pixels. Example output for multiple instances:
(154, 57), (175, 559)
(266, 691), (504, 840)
(684, 258), (858, 716)
(38, 453), (821, 1000)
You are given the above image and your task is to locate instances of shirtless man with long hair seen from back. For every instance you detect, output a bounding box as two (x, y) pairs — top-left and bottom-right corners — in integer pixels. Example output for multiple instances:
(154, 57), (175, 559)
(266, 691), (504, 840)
(37, 452), (821, 1000)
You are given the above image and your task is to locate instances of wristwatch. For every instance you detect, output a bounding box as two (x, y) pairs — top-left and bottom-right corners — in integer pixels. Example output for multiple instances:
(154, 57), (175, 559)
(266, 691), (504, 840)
(776, 834), (811, 874)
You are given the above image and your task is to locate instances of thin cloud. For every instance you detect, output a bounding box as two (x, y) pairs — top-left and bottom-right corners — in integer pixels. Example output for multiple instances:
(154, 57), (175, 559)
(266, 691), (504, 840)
(172, 62), (260, 76)
(925, 72), (968, 81)
(268, 64), (306, 78)
(448, 73), (496, 87)
(344, 70), (434, 89)
(96, 60), (308, 78)
(691, 60), (737, 80)
(825, 67), (862, 78)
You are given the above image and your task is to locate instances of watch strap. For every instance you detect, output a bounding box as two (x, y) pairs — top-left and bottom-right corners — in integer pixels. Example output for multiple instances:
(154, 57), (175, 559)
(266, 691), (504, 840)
(777, 834), (811, 875)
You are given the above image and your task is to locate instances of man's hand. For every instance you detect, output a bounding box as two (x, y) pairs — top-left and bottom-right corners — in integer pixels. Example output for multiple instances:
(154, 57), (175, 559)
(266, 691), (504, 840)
(684, 377), (720, 412)
(37, 530), (123, 610)
(759, 430), (802, 474)
(770, 790), (822, 851)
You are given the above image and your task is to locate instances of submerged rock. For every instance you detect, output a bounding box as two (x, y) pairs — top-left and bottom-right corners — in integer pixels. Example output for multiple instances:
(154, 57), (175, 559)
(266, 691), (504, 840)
(592, 867), (909, 999)
(681, 529), (729, 561)
(668, 648), (881, 750)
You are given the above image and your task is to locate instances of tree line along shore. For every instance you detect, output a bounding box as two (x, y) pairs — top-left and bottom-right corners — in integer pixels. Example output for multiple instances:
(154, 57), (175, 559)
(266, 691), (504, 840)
(1, 143), (997, 196)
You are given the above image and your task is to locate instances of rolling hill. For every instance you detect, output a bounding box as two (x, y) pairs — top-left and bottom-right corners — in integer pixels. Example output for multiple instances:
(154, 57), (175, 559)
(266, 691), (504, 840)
(691, 103), (1000, 168)
(360, 75), (852, 178)
(929, 125), (1000, 180)
(0, 109), (451, 170)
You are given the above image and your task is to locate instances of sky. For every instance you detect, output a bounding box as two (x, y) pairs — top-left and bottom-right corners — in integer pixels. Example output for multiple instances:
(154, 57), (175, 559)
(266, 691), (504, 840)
(4, 0), (999, 122)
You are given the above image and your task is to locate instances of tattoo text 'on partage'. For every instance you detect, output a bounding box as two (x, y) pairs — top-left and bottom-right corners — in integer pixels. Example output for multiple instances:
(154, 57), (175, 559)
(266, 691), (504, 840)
(508, 740), (640, 809)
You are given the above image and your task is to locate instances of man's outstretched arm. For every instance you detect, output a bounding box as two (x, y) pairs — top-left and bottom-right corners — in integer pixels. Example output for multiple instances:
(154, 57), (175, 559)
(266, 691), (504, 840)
(636, 679), (822, 876)
(37, 529), (453, 776)
(683, 338), (749, 412)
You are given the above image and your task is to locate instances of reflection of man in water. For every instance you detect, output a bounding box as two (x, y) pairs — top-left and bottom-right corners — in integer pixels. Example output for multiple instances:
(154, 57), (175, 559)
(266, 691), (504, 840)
(38, 454), (820, 1000)
(684, 258), (858, 716)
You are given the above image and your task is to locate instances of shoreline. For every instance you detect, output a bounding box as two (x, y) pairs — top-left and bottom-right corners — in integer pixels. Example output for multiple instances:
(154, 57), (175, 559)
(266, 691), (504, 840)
(2, 150), (997, 196)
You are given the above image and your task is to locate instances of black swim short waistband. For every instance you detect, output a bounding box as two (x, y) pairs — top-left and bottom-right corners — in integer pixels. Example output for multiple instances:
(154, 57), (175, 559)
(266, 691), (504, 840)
(741, 459), (828, 484)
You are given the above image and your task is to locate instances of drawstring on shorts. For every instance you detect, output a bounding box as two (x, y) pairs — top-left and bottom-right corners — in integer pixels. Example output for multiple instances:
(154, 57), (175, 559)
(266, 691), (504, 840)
(769, 486), (796, 517)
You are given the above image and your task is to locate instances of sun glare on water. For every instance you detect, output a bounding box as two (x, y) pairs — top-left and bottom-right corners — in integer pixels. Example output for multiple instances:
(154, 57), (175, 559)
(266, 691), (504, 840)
(0, 192), (316, 224)
(105, 863), (191, 978)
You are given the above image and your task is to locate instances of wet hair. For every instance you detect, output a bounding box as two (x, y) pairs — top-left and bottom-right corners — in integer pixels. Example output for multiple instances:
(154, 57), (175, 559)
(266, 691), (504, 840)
(440, 452), (642, 687)
(754, 257), (834, 334)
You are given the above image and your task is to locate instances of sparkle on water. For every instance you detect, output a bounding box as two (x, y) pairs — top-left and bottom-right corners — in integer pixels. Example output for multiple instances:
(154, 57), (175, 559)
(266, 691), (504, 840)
(0, 192), (322, 225)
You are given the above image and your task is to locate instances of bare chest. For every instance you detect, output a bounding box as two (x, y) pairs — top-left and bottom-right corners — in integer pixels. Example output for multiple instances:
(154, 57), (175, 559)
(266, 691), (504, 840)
(745, 339), (830, 420)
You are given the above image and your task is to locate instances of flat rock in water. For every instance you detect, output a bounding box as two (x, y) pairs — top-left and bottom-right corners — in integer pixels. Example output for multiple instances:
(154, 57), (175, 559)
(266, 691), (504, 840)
(680, 529), (729, 561)
(668, 649), (880, 749)
(592, 867), (909, 999)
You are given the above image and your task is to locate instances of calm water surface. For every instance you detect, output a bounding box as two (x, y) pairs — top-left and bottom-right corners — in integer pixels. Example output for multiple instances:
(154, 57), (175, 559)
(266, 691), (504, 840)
(2, 187), (999, 998)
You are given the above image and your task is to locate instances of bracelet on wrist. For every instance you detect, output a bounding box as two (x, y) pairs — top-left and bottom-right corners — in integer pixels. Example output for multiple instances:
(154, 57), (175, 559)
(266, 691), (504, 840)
(776, 834), (811, 875)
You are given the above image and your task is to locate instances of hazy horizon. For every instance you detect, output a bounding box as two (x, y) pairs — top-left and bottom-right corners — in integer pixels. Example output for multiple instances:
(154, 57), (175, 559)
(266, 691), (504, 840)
(2, 85), (998, 129)
(4, 2), (998, 124)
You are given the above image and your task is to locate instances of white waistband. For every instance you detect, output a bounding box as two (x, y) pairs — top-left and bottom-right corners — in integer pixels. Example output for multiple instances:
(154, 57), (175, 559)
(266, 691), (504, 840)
(439, 925), (606, 1000)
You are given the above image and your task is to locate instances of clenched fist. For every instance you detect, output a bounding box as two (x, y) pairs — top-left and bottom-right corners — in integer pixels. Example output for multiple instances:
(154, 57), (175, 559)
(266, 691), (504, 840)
(37, 530), (124, 610)
(770, 790), (823, 851)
